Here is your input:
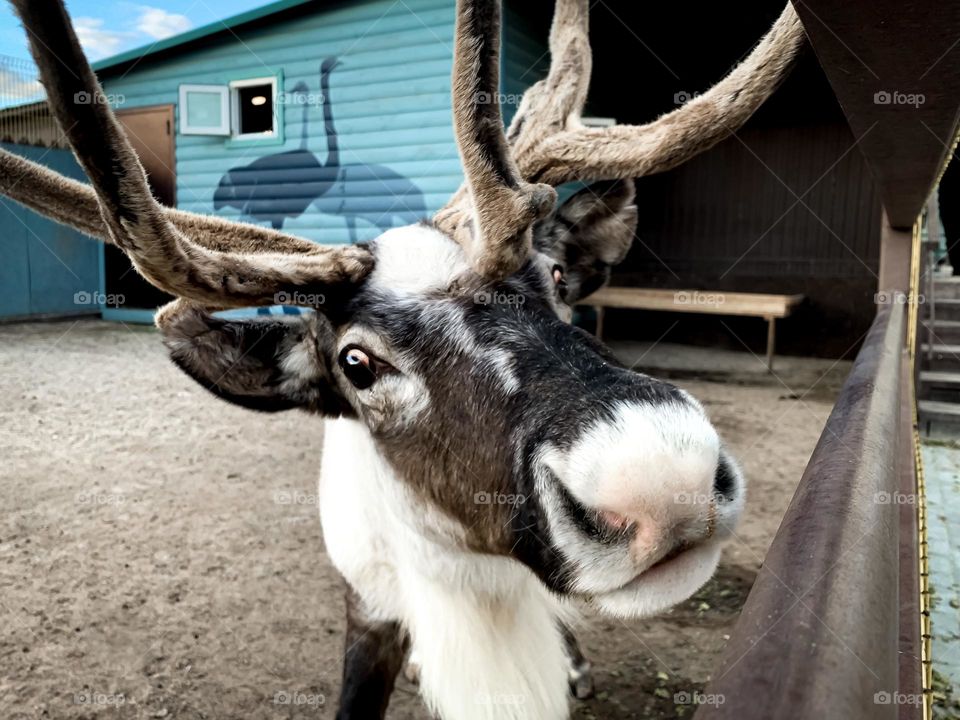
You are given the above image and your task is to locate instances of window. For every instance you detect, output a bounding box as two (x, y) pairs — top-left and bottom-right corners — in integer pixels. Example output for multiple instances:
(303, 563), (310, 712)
(178, 84), (229, 135)
(177, 75), (282, 142)
(229, 77), (278, 138)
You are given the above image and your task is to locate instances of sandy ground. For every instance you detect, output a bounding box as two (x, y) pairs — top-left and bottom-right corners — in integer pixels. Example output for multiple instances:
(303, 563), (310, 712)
(0, 320), (850, 719)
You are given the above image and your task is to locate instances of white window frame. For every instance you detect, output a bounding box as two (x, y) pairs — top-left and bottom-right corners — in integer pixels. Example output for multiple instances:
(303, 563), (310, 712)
(229, 76), (279, 139)
(178, 84), (230, 136)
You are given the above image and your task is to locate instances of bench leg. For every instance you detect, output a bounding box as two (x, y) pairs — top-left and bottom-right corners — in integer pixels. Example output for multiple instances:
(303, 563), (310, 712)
(765, 317), (776, 373)
(595, 306), (605, 340)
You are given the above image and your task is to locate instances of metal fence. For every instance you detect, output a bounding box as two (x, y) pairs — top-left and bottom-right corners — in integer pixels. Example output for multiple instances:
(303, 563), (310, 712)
(0, 54), (66, 148)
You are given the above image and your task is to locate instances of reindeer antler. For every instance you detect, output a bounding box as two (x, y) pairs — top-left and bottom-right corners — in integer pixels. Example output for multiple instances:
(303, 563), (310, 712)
(12, 0), (371, 309)
(434, 0), (557, 279)
(0, 147), (341, 255)
(438, 1), (805, 218)
(510, 1), (806, 185)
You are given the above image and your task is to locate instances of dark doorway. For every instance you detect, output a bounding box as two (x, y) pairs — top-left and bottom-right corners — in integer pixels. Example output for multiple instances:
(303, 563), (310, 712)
(106, 105), (176, 311)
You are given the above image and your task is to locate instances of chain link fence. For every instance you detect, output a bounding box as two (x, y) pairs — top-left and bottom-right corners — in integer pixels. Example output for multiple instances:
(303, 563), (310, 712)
(0, 53), (68, 148)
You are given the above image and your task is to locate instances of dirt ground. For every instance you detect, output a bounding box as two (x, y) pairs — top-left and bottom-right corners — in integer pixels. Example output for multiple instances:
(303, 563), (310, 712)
(0, 320), (850, 719)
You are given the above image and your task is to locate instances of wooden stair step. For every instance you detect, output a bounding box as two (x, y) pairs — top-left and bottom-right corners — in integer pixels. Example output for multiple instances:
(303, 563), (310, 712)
(920, 371), (960, 387)
(922, 319), (960, 329)
(921, 343), (960, 355)
(918, 400), (960, 421)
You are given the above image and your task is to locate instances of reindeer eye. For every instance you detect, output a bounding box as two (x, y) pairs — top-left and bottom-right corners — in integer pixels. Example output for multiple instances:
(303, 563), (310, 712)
(552, 264), (568, 297)
(338, 346), (377, 390)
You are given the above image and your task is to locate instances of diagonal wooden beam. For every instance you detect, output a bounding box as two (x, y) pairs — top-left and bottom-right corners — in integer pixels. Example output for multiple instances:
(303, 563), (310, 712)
(793, 0), (960, 228)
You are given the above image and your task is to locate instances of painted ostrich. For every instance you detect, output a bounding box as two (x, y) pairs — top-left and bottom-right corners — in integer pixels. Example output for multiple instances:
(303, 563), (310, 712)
(212, 58), (342, 229)
(311, 60), (427, 242)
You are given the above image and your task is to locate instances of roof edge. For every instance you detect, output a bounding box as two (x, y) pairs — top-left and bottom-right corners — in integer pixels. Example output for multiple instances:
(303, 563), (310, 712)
(91, 0), (315, 74)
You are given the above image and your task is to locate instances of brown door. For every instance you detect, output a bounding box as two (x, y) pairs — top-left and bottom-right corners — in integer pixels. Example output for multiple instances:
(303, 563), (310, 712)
(105, 105), (176, 310)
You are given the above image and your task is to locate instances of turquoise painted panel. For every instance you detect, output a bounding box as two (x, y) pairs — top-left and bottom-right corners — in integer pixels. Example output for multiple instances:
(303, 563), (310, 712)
(98, 0), (549, 246)
(0, 143), (100, 320)
(0, 189), (31, 317)
(101, 0), (460, 245)
(502, 3), (549, 128)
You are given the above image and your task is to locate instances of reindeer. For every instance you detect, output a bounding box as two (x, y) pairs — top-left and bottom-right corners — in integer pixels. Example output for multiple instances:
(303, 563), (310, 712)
(3, 0), (804, 718)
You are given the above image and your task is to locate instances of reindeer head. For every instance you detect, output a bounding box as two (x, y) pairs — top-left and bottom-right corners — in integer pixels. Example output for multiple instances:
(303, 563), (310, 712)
(9, 0), (804, 617)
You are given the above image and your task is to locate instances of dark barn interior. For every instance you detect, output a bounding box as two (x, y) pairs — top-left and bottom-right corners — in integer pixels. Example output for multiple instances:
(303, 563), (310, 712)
(520, 1), (883, 358)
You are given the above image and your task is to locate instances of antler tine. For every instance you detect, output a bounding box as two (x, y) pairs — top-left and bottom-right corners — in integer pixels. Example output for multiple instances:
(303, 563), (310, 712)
(0, 147), (343, 255)
(434, 0), (557, 280)
(505, 0), (591, 152)
(518, 2), (806, 185)
(12, 0), (371, 309)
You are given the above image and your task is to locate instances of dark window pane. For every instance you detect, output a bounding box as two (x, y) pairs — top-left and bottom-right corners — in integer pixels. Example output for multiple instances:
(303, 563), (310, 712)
(237, 84), (273, 134)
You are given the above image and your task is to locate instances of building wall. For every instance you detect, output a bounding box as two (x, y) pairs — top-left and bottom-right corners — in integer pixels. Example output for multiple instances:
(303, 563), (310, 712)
(565, 1), (883, 358)
(0, 143), (100, 321)
(98, 0), (548, 247)
(100, 0), (458, 245)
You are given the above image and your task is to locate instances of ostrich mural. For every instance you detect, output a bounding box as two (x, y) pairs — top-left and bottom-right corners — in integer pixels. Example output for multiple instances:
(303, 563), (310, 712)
(213, 58), (426, 241)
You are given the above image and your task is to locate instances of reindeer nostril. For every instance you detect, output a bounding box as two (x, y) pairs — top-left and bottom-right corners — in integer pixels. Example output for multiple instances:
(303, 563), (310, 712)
(713, 456), (736, 501)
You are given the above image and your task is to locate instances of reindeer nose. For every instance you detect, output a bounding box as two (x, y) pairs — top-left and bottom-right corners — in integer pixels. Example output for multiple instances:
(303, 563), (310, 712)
(546, 398), (730, 546)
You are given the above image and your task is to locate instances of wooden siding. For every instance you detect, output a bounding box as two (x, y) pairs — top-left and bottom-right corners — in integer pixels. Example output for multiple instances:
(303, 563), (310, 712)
(0, 144), (100, 320)
(101, 0), (461, 245)
(98, 0), (551, 246)
(502, 3), (548, 127)
(623, 121), (882, 281)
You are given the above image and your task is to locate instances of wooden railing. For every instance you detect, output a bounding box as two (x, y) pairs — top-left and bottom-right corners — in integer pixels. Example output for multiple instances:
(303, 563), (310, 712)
(693, 297), (925, 719)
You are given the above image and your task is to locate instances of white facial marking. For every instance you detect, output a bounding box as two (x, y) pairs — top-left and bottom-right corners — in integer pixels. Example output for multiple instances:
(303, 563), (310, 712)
(367, 225), (522, 396)
(370, 224), (471, 294)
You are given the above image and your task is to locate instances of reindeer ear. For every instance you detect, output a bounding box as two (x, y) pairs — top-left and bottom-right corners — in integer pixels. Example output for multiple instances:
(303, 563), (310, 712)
(159, 305), (350, 415)
(535, 179), (638, 303)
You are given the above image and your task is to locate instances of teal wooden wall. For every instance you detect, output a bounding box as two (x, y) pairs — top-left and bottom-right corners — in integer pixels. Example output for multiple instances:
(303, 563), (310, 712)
(503, 3), (549, 127)
(0, 143), (100, 320)
(99, 0), (548, 246)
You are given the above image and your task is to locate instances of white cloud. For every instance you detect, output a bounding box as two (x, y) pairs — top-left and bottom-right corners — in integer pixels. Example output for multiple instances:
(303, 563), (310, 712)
(73, 17), (129, 60)
(45, 7), (193, 64)
(0, 68), (43, 102)
(136, 7), (192, 40)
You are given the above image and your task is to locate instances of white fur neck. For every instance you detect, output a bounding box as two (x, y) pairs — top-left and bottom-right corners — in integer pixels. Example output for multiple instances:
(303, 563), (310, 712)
(318, 417), (571, 719)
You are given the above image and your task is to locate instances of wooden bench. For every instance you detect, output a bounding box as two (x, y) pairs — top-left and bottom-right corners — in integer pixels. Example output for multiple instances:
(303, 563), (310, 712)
(580, 287), (803, 372)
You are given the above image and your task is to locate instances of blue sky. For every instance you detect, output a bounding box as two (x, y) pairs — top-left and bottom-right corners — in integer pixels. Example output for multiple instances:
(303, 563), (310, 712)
(0, 1), (270, 62)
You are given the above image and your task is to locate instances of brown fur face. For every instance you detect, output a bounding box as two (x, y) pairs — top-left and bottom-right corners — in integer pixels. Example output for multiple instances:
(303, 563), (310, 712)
(159, 196), (745, 617)
(161, 183), (639, 556)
